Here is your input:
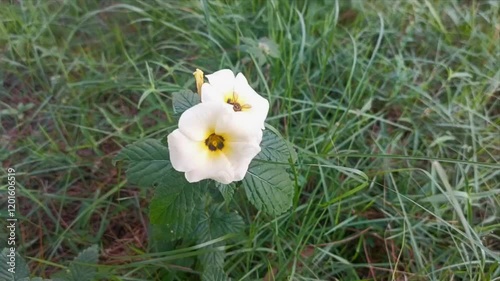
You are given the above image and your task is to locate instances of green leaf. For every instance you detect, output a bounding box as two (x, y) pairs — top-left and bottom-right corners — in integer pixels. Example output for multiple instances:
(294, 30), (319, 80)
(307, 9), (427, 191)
(216, 182), (236, 203)
(243, 162), (294, 215)
(202, 267), (229, 281)
(149, 174), (205, 241)
(206, 182), (224, 203)
(149, 224), (177, 252)
(14, 253), (30, 280)
(200, 250), (225, 276)
(114, 139), (172, 188)
(196, 206), (245, 243)
(49, 245), (98, 281)
(256, 130), (297, 163)
(0, 248), (30, 280)
(172, 90), (200, 115)
(196, 206), (244, 281)
(138, 88), (156, 109)
(68, 245), (99, 281)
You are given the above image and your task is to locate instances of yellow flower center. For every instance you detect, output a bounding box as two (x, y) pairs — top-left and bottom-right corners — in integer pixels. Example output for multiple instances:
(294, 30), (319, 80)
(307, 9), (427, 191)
(204, 133), (225, 151)
(226, 92), (251, 112)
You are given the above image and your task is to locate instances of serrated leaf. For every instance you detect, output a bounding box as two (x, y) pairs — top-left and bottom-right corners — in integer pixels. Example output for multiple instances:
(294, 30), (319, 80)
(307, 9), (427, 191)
(196, 206), (245, 243)
(202, 266), (229, 281)
(172, 90), (200, 115)
(243, 162), (294, 215)
(199, 250), (225, 274)
(0, 248), (30, 280)
(149, 174), (205, 241)
(149, 224), (177, 252)
(15, 253), (30, 280)
(216, 182), (236, 203)
(68, 245), (99, 281)
(207, 182), (224, 203)
(0, 248), (15, 281)
(114, 139), (172, 188)
(256, 130), (297, 163)
(196, 206), (243, 281)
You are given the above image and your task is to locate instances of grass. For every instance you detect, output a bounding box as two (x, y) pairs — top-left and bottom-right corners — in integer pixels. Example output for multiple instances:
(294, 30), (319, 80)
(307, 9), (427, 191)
(1, 0), (499, 280)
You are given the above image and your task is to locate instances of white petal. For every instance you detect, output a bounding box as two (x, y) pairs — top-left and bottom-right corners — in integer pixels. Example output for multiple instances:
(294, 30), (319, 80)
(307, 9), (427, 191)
(185, 153), (234, 184)
(234, 72), (250, 86)
(205, 69), (235, 96)
(200, 83), (225, 103)
(225, 141), (261, 181)
(178, 102), (232, 141)
(234, 73), (270, 128)
(167, 129), (204, 172)
(215, 112), (263, 144)
(244, 96), (269, 129)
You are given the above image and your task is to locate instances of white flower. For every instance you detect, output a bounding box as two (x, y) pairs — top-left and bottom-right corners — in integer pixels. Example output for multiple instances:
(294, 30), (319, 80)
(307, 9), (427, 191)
(167, 102), (262, 184)
(201, 69), (269, 129)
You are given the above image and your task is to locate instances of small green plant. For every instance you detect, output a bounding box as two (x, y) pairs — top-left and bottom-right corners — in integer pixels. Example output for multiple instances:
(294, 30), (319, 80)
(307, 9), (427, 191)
(115, 69), (297, 279)
(0, 245), (99, 281)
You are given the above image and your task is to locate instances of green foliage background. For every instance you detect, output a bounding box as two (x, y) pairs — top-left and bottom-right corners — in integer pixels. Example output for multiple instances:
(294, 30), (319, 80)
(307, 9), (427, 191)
(1, 0), (499, 280)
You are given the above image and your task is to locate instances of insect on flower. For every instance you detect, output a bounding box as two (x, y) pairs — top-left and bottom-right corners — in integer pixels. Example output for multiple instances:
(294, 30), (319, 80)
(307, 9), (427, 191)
(201, 69), (269, 129)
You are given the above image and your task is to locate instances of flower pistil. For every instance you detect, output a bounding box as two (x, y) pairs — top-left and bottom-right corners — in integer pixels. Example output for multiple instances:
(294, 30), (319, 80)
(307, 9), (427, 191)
(204, 133), (225, 151)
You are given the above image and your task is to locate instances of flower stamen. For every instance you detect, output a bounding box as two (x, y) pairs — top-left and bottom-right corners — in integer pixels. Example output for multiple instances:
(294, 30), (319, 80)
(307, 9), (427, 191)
(204, 133), (225, 151)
